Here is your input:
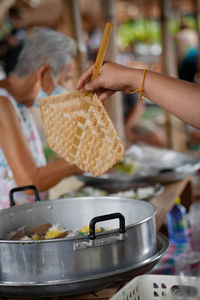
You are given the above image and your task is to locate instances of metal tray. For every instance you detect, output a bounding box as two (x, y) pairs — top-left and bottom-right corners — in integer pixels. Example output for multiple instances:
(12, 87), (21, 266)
(0, 233), (168, 297)
(65, 183), (164, 200)
(78, 145), (200, 184)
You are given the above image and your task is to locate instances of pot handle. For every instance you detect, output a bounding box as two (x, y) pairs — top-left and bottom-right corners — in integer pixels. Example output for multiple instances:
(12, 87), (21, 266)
(89, 212), (126, 240)
(9, 185), (41, 206)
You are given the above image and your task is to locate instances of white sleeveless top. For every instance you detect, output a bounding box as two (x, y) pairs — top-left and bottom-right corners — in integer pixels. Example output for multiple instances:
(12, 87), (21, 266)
(0, 88), (47, 209)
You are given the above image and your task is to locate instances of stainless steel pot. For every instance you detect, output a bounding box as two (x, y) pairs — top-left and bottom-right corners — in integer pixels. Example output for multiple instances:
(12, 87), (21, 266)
(0, 185), (161, 296)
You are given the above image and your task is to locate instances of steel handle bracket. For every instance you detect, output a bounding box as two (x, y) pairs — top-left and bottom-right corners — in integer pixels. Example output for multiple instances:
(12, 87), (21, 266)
(73, 232), (127, 250)
(73, 212), (127, 250)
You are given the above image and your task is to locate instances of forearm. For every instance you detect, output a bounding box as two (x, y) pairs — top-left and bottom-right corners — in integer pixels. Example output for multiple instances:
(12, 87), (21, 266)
(34, 159), (80, 191)
(127, 69), (200, 129)
(13, 158), (80, 192)
(77, 62), (200, 128)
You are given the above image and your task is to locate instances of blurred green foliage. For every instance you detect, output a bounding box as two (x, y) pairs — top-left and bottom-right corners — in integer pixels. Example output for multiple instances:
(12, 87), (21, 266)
(118, 19), (161, 47)
(118, 15), (199, 49)
(169, 16), (197, 35)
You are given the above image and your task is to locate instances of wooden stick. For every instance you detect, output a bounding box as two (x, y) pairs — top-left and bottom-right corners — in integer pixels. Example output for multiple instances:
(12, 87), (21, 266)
(91, 22), (113, 81)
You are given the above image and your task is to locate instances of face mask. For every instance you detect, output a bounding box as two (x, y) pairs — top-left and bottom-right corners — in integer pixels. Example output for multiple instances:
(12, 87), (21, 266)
(34, 85), (67, 107)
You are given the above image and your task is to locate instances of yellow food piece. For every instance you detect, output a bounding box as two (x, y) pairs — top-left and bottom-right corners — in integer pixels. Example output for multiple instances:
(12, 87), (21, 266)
(30, 234), (41, 240)
(45, 227), (65, 240)
(79, 225), (100, 234)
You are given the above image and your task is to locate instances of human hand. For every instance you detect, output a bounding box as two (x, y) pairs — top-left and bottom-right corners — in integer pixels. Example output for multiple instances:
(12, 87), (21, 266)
(76, 62), (133, 101)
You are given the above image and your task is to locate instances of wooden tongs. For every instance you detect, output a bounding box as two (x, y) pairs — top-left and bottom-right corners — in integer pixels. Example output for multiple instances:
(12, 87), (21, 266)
(88, 22), (113, 98)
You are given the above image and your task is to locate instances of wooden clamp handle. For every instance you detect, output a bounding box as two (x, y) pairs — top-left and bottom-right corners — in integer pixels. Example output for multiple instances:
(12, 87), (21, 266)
(91, 22), (113, 81)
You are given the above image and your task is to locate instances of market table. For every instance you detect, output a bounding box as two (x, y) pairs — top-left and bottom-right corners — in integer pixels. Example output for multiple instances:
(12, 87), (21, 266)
(150, 176), (194, 231)
(0, 177), (194, 300)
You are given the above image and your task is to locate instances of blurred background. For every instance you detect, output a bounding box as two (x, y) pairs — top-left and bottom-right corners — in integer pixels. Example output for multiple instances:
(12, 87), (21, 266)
(0, 1), (200, 287)
(0, 0), (200, 196)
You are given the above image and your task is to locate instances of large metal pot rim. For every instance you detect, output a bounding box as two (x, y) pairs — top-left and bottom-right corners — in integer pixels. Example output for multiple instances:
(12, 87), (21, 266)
(0, 196), (156, 244)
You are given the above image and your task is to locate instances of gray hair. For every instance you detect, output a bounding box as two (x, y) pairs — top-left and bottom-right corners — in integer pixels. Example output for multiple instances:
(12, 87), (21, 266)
(13, 27), (76, 77)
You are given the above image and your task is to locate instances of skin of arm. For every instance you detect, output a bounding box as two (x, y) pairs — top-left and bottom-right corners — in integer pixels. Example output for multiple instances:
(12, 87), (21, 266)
(76, 62), (200, 129)
(0, 97), (81, 193)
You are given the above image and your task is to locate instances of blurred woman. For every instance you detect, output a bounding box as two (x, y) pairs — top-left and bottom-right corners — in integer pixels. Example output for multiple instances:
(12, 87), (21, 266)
(0, 28), (80, 209)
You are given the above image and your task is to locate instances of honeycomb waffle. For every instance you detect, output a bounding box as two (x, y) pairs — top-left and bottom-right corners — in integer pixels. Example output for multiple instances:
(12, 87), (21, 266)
(39, 90), (124, 176)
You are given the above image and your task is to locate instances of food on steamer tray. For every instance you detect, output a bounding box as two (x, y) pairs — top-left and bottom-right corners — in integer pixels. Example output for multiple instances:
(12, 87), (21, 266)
(30, 223), (51, 239)
(110, 186), (155, 200)
(6, 223), (69, 241)
(114, 157), (140, 176)
(6, 223), (110, 241)
(66, 185), (156, 200)
(67, 186), (107, 197)
(44, 224), (69, 239)
(78, 224), (106, 236)
(6, 226), (26, 240)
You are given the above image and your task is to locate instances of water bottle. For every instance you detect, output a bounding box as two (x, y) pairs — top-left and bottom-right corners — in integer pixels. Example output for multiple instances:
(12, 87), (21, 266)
(188, 201), (200, 252)
(167, 197), (189, 243)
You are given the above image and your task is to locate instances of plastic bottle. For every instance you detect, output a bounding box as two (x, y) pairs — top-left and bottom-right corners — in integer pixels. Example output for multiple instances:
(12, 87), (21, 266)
(188, 201), (200, 251)
(167, 197), (189, 243)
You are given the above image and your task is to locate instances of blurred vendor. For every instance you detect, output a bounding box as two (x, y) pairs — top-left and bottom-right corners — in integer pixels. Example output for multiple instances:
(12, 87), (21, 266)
(122, 60), (167, 148)
(123, 93), (167, 148)
(0, 28), (81, 209)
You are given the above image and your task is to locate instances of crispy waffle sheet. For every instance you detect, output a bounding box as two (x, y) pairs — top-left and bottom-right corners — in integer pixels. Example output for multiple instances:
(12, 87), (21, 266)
(39, 91), (124, 176)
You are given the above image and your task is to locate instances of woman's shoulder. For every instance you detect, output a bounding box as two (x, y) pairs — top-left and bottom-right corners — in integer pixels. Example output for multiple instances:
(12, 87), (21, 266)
(0, 94), (14, 109)
(0, 87), (18, 111)
(0, 94), (15, 109)
(0, 95), (18, 128)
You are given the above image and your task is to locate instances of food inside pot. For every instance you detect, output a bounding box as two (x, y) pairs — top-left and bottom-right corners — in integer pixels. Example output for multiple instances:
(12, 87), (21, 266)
(6, 223), (109, 241)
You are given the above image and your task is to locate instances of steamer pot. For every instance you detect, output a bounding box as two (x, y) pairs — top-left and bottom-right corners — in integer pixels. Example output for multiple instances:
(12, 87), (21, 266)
(0, 185), (161, 296)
